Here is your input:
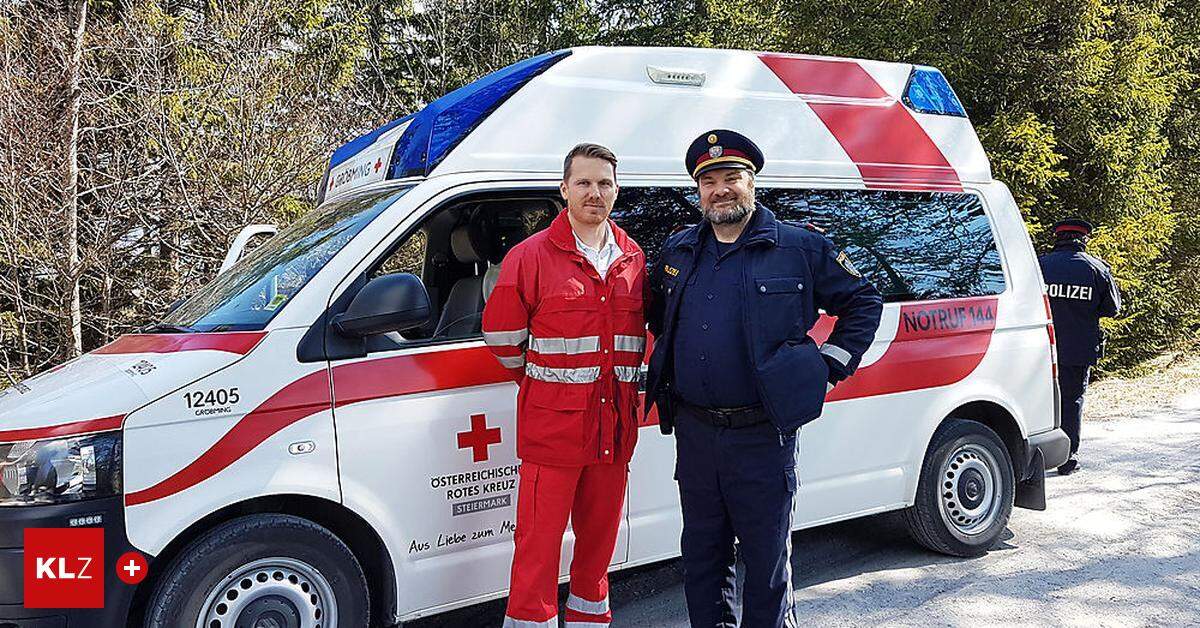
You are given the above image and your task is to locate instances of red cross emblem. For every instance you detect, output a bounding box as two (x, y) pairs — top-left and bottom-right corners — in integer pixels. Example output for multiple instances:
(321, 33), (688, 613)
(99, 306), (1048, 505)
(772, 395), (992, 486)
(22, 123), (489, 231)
(457, 413), (502, 463)
(374, 157), (383, 173)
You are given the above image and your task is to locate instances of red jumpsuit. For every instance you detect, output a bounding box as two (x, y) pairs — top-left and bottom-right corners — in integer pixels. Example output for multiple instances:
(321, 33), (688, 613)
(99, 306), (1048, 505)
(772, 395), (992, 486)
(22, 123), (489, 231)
(482, 210), (646, 628)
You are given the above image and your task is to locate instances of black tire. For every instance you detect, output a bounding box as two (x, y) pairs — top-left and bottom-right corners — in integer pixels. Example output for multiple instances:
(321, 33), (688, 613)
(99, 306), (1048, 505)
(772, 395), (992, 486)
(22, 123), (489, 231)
(902, 418), (1015, 557)
(144, 513), (369, 628)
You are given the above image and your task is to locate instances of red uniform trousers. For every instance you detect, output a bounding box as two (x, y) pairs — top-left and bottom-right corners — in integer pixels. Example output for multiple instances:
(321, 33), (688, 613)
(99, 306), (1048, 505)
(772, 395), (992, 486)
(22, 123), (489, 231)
(503, 461), (627, 628)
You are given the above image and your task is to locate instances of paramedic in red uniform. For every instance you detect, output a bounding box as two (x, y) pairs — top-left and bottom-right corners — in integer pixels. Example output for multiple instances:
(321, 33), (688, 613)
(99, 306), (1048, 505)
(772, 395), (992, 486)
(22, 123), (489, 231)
(482, 143), (647, 628)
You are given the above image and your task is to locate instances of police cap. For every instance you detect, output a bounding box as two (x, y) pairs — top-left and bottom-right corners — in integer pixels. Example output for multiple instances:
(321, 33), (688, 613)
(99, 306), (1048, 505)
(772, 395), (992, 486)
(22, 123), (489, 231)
(1052, 218), (1094, 236)
(686, 129), (765, 180)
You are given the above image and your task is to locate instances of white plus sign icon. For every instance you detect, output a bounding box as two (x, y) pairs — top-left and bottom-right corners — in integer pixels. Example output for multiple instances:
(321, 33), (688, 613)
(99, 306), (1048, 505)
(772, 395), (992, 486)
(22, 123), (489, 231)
(116, 550), (148, 584)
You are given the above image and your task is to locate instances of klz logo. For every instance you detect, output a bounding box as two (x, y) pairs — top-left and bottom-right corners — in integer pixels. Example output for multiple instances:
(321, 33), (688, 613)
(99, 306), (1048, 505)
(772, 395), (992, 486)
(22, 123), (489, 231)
(24, 528), (104, 608)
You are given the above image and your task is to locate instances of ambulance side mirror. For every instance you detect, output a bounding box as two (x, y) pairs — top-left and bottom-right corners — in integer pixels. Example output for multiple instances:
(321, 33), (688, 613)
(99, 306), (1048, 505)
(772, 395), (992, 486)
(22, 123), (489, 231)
(332, 272), (431, 338)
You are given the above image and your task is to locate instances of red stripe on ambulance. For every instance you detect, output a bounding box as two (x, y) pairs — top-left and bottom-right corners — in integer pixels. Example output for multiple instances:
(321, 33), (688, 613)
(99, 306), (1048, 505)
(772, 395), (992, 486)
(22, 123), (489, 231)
(126, 347), (512, 506)
(0, 414), (125, 442)
(826, 297), (998, 402)
(758, 54), (963, 192)
(329, 346), (512, 407)
(94, 332), (267, 356)
(125, 369), (331, 506)
(128, 298), (996, 504)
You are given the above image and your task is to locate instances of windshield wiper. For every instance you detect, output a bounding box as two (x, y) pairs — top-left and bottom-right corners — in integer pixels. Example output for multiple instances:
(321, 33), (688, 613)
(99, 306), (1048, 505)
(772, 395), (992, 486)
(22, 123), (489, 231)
(139, 323), (199, 334)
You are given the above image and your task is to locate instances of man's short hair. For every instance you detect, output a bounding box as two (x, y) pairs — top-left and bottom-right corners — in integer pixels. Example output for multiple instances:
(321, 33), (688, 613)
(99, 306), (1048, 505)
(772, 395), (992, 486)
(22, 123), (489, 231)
(563, 143), (617, 180)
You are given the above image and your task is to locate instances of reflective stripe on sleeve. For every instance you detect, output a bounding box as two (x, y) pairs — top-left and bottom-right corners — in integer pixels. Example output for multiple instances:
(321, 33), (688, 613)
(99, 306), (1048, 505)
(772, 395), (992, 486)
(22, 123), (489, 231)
(497, 354), (527, 369)
(528, 335), (600, 355)
(613, 335), (646, 353)
(483, 328), (529, 346)
(819, 343), (852, 367)
(525, 364), (601, 384)
(614, 366), (641, 383)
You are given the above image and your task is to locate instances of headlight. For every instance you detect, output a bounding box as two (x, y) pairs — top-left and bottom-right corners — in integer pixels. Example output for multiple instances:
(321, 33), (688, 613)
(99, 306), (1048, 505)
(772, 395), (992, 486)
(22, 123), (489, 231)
(0, 431), (122, 506)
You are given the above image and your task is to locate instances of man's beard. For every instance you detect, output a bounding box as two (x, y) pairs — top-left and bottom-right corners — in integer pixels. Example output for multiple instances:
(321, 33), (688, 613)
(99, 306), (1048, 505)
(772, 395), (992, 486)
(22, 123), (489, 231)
(702, 198), (754, 225)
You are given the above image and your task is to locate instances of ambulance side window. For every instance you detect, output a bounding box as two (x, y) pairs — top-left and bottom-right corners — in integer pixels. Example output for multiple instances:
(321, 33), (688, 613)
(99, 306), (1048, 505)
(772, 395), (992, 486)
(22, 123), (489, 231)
(373, 231), (427, 278)
(360, 194), (558, 350)
(608, 187), (700, 264)
(759, 189), (1006, 303)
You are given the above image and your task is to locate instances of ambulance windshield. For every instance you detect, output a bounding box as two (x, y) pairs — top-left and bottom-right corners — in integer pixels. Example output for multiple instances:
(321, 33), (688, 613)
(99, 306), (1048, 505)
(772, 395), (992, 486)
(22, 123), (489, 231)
(158, 186), (411, 332)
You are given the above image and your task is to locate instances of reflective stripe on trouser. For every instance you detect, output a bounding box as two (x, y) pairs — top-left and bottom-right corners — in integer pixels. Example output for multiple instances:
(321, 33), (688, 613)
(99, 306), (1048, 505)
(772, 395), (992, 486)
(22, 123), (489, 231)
(674, 405), (799, 628)
(566, 592), (609, 614)
(564, 590), (611, 626)
(506, 461), (627, 626)
(502, 617), (556, 628)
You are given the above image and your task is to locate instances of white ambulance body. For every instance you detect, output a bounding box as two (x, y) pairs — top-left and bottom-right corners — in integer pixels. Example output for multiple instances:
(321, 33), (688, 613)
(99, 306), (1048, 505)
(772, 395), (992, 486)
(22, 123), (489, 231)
(0, 47), (1069, 627)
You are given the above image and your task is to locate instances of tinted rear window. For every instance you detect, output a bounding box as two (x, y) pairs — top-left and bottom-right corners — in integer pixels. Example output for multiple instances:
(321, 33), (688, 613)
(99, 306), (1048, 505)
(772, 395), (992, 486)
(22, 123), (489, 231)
(611, 187), (1006, 303)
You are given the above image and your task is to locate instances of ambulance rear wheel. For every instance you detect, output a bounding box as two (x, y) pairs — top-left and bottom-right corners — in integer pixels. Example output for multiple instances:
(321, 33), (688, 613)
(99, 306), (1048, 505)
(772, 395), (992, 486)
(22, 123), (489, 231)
(903, 418), (1015, 557)
(145, 513), (369, 628)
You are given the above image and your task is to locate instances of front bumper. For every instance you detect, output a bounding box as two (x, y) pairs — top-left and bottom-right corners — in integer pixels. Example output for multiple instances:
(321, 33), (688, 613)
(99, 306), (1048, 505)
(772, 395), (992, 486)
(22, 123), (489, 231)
(0, 496), (143, 627)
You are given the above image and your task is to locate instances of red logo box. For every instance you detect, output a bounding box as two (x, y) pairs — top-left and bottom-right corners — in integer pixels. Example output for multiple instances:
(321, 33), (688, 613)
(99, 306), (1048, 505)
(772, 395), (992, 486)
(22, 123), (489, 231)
(23, 528), (104, 608)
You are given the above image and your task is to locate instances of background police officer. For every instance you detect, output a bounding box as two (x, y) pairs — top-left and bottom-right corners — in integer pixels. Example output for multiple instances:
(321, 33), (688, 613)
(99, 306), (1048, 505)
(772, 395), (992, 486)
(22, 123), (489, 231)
(645, 130), (883, 627)
(1039, 218), (1121, 475)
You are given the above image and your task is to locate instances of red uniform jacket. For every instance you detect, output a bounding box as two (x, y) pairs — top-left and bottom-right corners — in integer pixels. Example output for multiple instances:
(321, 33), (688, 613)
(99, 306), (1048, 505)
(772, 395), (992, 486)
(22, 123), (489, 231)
(482, 210), (647, 466)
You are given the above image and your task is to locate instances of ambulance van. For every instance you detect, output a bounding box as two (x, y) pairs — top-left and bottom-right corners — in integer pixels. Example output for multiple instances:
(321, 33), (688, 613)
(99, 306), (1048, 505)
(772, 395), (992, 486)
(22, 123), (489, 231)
(0, 47), (1069, 627)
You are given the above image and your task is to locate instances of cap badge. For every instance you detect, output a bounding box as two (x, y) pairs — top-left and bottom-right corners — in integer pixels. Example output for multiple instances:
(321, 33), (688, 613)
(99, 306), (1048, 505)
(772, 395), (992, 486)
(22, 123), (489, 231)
(707, 134), (718, 144)
(709, 145), (723, 158)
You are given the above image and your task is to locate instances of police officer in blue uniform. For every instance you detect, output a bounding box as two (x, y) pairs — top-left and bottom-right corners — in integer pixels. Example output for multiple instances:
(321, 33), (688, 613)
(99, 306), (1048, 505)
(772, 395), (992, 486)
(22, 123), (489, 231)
(1038, 218), (1121, 475)
(645, 130), (883, 627)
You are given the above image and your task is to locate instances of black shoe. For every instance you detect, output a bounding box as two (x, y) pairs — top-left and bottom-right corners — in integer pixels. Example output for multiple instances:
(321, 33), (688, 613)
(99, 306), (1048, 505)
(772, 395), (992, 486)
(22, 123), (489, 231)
(1057, 458), (1079, 475)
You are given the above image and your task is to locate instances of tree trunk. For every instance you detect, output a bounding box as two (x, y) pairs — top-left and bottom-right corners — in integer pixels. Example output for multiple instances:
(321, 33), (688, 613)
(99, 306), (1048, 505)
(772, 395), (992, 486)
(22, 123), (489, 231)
(62, 0), (87, 357)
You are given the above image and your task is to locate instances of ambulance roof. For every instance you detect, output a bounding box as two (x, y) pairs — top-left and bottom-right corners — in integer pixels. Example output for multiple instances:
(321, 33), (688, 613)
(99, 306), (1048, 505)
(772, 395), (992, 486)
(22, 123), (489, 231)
(320, 46), (990, 203)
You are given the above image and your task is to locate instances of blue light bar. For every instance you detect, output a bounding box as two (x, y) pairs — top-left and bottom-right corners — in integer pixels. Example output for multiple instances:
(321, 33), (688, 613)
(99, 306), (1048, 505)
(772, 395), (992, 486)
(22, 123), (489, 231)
(903, 66), (967, 117)
(329, 114), (414, 169)
(389, 50), (573, 179)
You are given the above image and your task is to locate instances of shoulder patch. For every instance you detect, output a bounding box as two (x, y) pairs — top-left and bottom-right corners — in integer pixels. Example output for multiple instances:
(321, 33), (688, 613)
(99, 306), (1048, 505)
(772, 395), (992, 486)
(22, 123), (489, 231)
(835, 250), (862, 278)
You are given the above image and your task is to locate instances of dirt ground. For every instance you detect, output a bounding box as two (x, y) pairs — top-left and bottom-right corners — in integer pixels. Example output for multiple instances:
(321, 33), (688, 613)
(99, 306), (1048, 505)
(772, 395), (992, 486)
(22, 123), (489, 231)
(411, 352), (1200, 627)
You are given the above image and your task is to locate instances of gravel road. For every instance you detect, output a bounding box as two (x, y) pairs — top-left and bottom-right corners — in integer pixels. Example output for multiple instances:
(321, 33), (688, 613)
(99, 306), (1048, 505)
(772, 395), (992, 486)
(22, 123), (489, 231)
(411, 356), (1200, 627)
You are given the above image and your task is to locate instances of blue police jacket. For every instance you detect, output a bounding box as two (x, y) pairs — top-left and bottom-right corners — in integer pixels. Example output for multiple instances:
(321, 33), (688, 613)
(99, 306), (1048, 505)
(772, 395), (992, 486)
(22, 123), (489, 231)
(1039, 240), (1121, 366)
(645, 207), (884, 435)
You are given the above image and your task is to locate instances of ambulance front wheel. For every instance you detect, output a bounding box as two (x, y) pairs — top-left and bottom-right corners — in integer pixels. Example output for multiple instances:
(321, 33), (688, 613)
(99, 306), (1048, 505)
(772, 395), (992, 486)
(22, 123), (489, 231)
(144, 513), (370, 628)
(903, 418), (1015, 557)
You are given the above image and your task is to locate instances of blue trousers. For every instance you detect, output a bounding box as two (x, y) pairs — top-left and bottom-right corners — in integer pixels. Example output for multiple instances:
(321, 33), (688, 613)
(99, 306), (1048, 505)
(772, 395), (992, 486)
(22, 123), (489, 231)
(1058, 364), (1091, 456)
(674, 406), (798, 628)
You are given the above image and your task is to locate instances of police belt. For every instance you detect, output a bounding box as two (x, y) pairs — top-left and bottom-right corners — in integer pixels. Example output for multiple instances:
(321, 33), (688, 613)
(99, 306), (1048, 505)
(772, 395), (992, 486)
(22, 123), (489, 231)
(671, 394), (769, 428)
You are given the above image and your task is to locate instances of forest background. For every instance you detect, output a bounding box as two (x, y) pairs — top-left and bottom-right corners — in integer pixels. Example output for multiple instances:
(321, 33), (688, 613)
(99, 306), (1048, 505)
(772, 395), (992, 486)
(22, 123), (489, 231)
(2, 0), (1197, 381)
